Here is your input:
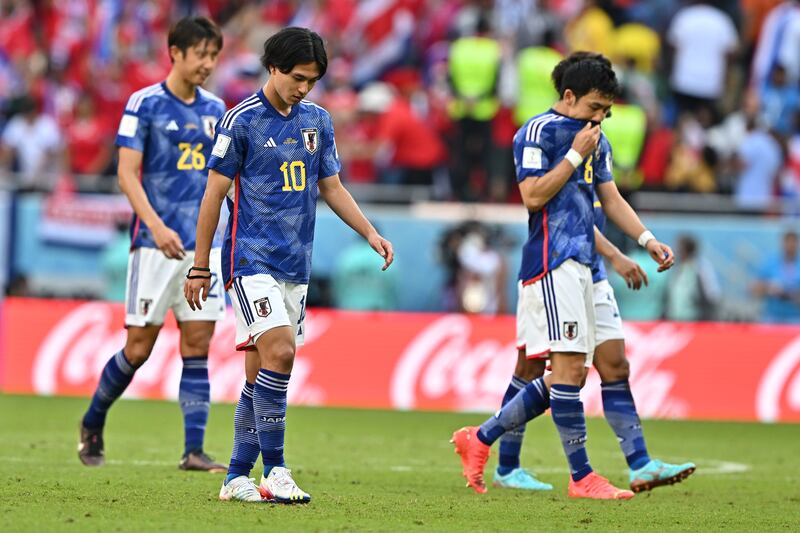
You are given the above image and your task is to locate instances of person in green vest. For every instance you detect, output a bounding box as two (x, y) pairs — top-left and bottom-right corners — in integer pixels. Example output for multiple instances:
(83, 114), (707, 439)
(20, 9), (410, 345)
(600, 102), (647, 191)
(514, 46), (563, 126)
(448, 16), (501, 200)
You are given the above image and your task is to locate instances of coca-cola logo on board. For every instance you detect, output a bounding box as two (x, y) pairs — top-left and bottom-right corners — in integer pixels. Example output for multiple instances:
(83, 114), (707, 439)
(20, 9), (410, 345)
(757, 334), (800, 422)
(32, 302), (326, 404)
(391, 314), (516, 410)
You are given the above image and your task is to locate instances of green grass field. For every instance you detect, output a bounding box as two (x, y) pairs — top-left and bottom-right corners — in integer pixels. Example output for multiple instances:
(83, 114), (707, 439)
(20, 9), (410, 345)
(1, 394), (798, 532)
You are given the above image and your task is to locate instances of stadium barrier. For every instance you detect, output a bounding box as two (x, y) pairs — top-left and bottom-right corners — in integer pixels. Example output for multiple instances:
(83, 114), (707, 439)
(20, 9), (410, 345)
(2, 297), (799, 423)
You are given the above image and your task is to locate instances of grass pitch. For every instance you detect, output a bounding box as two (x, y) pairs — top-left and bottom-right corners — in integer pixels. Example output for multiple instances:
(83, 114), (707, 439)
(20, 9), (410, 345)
(0, 394), (798, 532)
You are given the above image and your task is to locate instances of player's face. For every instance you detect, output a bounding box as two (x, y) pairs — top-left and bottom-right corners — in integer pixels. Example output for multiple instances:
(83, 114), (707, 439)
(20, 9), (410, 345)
(564, 89), (614, 124)
(269, 62), (321, 106)
(172, 39), (220, 86)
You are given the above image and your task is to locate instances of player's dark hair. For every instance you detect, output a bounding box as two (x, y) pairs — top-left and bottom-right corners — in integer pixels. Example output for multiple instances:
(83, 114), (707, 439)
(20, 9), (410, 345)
(260, 27), (328, 78)
(167, 16), (223, 61)
(551, 51), (621, 100)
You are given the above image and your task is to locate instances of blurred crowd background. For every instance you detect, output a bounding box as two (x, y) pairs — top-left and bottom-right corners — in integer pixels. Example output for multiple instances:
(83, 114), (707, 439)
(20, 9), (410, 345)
(1, 0), (799, 324)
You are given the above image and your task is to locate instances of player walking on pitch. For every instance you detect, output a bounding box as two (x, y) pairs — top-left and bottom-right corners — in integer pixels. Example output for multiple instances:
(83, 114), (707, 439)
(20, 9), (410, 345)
(78, 17), (227, 472)
(459, 215), (695, 495)
(452, 52), (679, 499)
(185, 27), (394, 504)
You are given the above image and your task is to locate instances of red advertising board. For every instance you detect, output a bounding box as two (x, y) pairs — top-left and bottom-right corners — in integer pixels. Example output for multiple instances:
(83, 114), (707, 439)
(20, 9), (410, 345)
(2, 297), (799, 422)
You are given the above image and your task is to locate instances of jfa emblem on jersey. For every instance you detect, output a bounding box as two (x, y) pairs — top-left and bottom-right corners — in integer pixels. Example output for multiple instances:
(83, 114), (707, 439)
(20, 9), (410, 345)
(254, 297), (272, 318)
(202, 116), (217, 139)
(563, 321), (578, 340)
(139, 298), (153, 315)
(301, 128), (318, 154)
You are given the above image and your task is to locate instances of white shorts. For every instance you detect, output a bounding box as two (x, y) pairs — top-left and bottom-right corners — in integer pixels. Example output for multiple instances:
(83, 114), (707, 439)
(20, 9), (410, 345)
(227, 274), (308, 351)
(125, 247), (225, 326)
(593, 279), (625, 345)
(516, 259), (596, 366)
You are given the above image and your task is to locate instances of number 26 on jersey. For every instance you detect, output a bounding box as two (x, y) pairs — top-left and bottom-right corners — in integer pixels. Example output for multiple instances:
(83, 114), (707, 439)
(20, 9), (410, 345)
(177, 143), (206, 170)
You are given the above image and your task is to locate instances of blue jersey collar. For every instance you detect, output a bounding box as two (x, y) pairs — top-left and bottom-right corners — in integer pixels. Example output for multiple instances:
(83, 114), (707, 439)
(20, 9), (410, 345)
(258, 88), (299, 120)
(161, 81), (200, 107)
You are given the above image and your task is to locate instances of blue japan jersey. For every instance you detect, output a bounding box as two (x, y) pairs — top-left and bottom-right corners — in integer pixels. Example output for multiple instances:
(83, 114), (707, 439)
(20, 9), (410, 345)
(591, 197), (608, 283)
(115, 82), (226, 250)
(513, 110), (613, 284)
(591, 134), (614, 283)
(207, 90), (341, 287)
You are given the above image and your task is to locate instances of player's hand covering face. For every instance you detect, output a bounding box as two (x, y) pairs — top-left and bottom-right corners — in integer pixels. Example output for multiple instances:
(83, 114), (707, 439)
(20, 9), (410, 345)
(565, 89), (614, 124)
(646, 240), (675, 273)
(368, 232), (394, 271)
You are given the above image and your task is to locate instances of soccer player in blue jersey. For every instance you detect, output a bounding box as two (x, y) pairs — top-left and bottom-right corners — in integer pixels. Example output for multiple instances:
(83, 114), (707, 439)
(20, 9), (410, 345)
(455, 212), (695, 495)
(184, 27), (394, 504)
(78, 17), (227, 473)
(452, 52), (678, 499)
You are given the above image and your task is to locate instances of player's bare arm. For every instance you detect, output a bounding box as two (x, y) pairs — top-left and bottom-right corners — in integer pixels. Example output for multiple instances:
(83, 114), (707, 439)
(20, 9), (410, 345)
(318, 174), (394, 270)
(596, 180), (674, 272)
(594, 226), (648, 290)
(519, 123), (600, 212)
(118, 146), (185, 260)
(184, 169), (229, 310)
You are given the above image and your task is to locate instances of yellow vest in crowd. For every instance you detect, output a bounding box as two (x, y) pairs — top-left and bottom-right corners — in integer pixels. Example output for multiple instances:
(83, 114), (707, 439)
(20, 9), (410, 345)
(514, 46), (563, 125)
(448, 36), (501, 121)
(601, 103), (647, 189)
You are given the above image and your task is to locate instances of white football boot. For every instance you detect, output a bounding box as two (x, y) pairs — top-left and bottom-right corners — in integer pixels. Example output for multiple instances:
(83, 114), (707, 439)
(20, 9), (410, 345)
(219, 476), (265, 502)
(259, 467), (311, 504)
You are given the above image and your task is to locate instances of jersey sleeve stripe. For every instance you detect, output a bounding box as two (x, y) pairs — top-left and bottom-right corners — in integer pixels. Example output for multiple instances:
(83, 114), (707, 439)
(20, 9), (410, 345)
(219, 95), (260, 130)
(125, 84), (164, 113)
(526, 113), (553, 142)
(532, 116), (556, 143)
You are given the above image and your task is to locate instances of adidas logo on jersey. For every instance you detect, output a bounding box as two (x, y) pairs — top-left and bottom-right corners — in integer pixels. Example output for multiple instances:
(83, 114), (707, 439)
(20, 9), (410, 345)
(264, 137), (277, 148)
(166, 120), (179, 131)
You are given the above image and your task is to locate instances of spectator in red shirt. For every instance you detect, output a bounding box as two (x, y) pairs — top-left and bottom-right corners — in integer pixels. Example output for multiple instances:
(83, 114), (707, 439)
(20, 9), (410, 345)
(369, 71), (448, 187)
(66, 93), (113, 177)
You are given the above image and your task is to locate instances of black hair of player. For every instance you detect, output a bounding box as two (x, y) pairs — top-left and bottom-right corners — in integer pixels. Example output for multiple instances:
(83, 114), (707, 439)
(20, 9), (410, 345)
(551, 51), (621, 101)
(260, 27), (328, 78)
(167, 16), (223, 62)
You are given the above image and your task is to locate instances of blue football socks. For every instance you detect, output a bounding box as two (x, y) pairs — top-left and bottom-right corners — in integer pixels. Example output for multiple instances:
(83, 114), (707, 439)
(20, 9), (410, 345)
(477, 376), (550, 449)
(226, 381), (260, 484)
(82, 350), (137, 429)
(253, 369), (290, 477)
(550, 384), (592, 482)
(601, 379), (651, 470)
(179, 356), (210, 455)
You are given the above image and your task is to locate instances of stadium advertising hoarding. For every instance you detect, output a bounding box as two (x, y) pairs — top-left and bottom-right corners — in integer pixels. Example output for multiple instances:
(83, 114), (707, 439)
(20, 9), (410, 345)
(2, 297), (799, 423)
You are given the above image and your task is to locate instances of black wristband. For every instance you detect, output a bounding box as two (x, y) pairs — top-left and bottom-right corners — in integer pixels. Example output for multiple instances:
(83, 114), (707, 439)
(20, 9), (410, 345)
(186, 266), (212, 280)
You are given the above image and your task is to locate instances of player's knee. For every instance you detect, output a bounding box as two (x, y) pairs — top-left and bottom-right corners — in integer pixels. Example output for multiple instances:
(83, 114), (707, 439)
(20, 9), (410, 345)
(181, 332), (213, 355)
(515, 357), (546, 381)
(262, 342), (296, 371)
(123, 347), (152, 367)
(562, 357), (587, 385)
(612, 357), (631, 380)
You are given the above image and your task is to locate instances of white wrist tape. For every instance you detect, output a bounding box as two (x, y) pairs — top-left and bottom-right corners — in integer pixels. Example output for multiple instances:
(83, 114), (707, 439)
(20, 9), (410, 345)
(638, 230), (655, 248)
(564, 148), (583, 169)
